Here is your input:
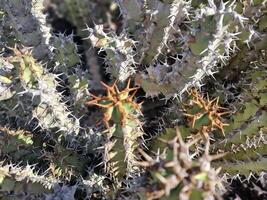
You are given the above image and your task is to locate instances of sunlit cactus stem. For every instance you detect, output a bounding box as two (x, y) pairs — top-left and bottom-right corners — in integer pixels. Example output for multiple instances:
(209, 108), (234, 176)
(86, 79), (144, 180)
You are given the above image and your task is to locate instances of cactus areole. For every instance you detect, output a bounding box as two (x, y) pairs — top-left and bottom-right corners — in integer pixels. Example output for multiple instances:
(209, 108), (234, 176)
(85, 79), (143, 128)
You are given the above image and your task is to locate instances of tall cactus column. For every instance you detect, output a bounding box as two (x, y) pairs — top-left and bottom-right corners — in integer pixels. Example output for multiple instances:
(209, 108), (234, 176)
(86, 79), (144, 180)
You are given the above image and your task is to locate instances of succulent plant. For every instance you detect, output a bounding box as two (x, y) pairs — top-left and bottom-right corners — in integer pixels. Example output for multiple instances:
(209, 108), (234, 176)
(0, 0), (266, 199)
(148, 67), (267, 197)
(136, 127), (225, 200)
(86, 79), (144, 181)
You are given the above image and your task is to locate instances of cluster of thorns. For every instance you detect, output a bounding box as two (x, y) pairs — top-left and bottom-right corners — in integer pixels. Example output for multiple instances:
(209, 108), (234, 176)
(5, 45), (38, 82)
(85, 79), (142, 128)
(183, 88), (230, 138)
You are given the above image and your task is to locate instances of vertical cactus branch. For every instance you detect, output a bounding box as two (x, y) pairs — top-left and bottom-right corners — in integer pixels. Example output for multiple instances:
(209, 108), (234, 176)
(87, 25), (137, 81)
(0, 46), (80, 136)
(86, 79), (144, 180)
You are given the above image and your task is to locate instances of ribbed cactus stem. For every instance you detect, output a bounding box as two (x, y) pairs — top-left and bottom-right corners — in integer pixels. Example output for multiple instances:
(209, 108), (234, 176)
(149, 0), (189, 62)
(87, 25), (136, 81)
(0, 46), (80, 136)
(86, 79), (144, 180)
(1, 0), (51, 60)
(31, 0), (52, 47)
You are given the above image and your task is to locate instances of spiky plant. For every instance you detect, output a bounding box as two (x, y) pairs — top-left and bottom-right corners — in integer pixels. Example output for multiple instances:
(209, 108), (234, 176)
(136, 127), (225, 200)
(150, 69), (267, 195)
(0, 0), (267, 199)
(86, 79), (144, 181)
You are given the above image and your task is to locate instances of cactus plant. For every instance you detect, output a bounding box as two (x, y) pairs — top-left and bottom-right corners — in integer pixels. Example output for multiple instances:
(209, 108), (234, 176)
(148, 64), (267, 197)
(136, 127), (225, 200)
(0, 46), (80, 137)
(86, 79), (144, 181)
(153, 69), (267, 172)
(0, 0), (267, 199)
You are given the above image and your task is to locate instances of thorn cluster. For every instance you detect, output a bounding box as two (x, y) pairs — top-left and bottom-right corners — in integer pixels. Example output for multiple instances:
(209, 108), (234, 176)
(183, 88), (230, 137)
(85, 79), (142, 128)
(5, 45), (43, 85)
(6, 44), (34, 56)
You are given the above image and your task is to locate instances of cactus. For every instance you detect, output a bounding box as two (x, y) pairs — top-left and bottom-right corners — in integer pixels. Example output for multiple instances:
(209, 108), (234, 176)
(87, 25), (137, 82)
(0, 46), (80, 136)
(135, 0), (245, 97)
(151, 64), (267, 181)
(0, 126), (41, 166)
(52, 33), (81, 70)
(0, 125), (107, 199)
(0, 0), (52, 60)
(209, 65), (267, 177)
(0, 162), (59, 196)
(137, 127), (225, 200)
(86, 79), (144, 180)
(0, 0), (267, 199)
(146, 60), (267, 196)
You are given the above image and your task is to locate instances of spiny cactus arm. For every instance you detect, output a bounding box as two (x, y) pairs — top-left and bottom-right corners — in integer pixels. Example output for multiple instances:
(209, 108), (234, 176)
(86, 25), (136, 81)
(104, 120), (143, 180)
(67, 75), (90, 117)
(115, 0), (144, 31)
(1, 0), (51, 60)
(211, 104), (267, 176)
(115, 0), (190, 65)
(86, 79), (144, 180)
(213, 158), (267, 178)
(41, 143), (89, 180)
(31, 0), (52, 47)
(177, 88), (229, 135)
(136, 0), (255, 98)
(0, 47), (80, 137)
(139, 0), (190, 64)
(0, 125), (89, 182)
(52, 33), (81, 71)
(180, 0), (249, 95)
(212, 34), (267, 89)
(80, 172), (108, 199)
(32, 84), (80, 137)
(0, 126), (42, 164)
(50, 33), (89, 115)
(165, 79), (267, 178)
(0, 47), (44, 126)
(0, 162), (60, 190)
(0, 163), (81, 200)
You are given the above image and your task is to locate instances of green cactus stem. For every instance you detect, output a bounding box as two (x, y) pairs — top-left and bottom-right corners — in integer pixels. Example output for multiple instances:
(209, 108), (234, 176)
(85, 79), (144, 180)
